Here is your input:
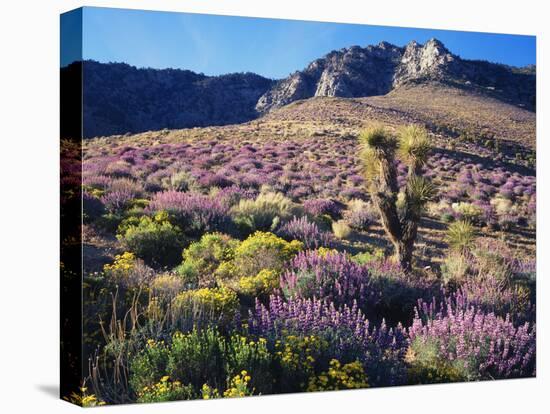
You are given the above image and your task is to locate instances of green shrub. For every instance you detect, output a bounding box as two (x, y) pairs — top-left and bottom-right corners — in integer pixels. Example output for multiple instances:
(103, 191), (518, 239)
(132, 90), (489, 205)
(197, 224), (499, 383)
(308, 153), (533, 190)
(226, 335), (273, 394)
(452, 202), (483, 223)
(351, 249), (385, 265)
(441, 251), (471, 287)
(406, 338), (468, 384)
(167, 328), (227, 390)
(117, 212), (186, 268)
(150, 274), (185, 299)
(332, 220), (352, 240)
(137, 376), (195, 403)
(232, 231), (303, 277)
(446, 220), (476, 252)
(172, 287), (239, 329)
(175, 233), (239, 287)
(129, 339), (170, 393)
(168, 171), (196, 192)
(231, 192), (296, 234)
(96, 212), (125, 233)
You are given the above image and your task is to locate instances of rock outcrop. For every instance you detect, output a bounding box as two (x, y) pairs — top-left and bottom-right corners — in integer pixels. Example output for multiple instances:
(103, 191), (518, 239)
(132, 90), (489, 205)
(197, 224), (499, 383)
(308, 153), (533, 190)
(256, 38), (535, 113)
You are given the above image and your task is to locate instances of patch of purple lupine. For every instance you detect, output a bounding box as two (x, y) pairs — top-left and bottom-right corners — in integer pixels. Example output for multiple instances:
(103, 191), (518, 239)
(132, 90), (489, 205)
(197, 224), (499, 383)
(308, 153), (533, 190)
(146, 190), (229, 233)
(345, 208), (376, 231)
(460, 274), (534, 324)
(101, 189), (134, 214)
(197, 172), (234, 189)
(249, 295), (408, 385)
(277, 216), (334, 250)
(280, 250), (377, 308)
(82, 174), (111, 190)
(107, 177), (143, 197)
(303, 198), (342, 217)
(409, 295), (536, 379)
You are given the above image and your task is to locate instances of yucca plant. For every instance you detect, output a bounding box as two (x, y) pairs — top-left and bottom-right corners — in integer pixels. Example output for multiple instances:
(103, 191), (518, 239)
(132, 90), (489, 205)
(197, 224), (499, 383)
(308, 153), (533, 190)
(446, 220), (476, 252)
(360, 124), (435, 272)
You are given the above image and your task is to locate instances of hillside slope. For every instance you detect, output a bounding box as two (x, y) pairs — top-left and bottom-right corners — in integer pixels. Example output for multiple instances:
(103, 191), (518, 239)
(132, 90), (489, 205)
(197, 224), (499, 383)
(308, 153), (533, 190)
(82, 89), (536, 267)
(75, 61), (274, 137)
(262, 84), (535, 149)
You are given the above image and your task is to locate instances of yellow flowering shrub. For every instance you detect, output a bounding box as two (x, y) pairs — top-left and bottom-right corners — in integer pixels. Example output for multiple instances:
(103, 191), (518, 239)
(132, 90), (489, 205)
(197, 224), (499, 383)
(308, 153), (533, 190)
(233, 231), (303, 276)
(227, 335), (273, 394)
(173, 287), (238, 318)
(137, 376), (194, 403)
(316, 247), (339, 258)
(275, 334), (326, 392)
(103, 251), (136, 274)
(307, 359), (369, 391)
(213, 260), (239, 284)
(64, 387), (106, 407)
(223, 371), (254, 398)
(238, 269), (279, 297)
(201, 383), (220, 399)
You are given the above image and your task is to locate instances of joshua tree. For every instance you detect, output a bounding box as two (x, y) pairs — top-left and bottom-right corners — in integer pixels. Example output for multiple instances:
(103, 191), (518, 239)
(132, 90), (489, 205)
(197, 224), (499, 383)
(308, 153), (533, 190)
(360, 124), (435, 272)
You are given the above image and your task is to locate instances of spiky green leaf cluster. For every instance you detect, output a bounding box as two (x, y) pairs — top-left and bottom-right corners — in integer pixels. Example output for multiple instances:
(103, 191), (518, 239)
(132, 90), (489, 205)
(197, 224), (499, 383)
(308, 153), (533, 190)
(446, 220), (476, 252)
(406, 175), (437, 212)
(359, 126), (396, 185)
(397, 125), (431, 168)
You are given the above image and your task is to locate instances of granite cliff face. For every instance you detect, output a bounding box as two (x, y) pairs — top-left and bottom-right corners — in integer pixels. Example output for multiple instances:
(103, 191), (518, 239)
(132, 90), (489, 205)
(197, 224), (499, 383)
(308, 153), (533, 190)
(256, 38), (535, 113)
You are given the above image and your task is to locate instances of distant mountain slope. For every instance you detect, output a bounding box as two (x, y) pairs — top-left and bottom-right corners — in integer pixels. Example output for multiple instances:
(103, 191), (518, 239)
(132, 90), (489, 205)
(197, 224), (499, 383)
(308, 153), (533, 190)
(75, 61), (274, 137)
(256, 39), (535, 113)
(260, 84), (535, 148)
(63, 38), (535, 138)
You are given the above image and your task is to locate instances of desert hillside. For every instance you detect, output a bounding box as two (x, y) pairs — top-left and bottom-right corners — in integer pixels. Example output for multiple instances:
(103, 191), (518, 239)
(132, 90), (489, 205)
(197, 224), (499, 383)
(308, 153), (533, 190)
(82, 83), (536, 271)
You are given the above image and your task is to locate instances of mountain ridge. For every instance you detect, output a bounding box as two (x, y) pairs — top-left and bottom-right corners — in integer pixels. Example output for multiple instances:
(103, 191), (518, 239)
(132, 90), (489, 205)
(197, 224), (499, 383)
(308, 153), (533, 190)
(76, 60), (274, 137)
(62, 38), (536, 138)
(256, 38), (535, 113)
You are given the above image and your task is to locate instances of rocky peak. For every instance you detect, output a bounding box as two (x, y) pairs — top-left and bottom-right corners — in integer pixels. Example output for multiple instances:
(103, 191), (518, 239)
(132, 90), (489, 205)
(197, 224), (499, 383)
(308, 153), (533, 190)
(395, 38), (455, 85)
(257, 38), (533, 113)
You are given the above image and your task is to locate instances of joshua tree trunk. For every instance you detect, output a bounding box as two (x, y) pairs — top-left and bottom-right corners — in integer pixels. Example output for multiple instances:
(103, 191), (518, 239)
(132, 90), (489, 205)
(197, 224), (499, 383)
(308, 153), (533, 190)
(360, 125), (434, 274)
(393, 239), (414, 273)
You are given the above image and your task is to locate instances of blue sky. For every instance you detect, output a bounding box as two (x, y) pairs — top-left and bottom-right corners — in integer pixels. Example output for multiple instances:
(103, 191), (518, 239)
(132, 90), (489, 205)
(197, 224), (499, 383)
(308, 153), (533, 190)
(61, 7), (536, 79)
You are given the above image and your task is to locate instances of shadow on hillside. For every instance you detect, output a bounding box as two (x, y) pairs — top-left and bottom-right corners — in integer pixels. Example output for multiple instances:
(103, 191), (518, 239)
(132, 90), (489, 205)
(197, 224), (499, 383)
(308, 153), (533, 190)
(434, 147), (535, 176)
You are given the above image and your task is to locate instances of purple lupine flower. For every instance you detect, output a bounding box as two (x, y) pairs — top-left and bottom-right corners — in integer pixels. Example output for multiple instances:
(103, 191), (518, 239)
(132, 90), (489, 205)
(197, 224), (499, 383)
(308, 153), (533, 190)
(303, 198), (342, 217)
(280, 250), (377, 308)
(101, 189), (134, 213)
(146, 190), (229, 234)
(277, 216), (334, 250)
(249, 295), (408, 386)
(409, 294), (536, 379)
